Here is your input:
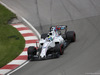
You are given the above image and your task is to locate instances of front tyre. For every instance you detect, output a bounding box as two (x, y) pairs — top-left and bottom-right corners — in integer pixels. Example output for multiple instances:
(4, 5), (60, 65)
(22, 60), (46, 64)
(55, 44), (64, 55)
(27, 46), (37, 60)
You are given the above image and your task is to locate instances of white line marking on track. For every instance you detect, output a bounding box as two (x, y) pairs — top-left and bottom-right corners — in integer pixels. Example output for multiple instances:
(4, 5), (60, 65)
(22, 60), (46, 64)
(7, 61), (29, 75)
(21, 17), (41, 39)
(0, 1), (16, 14)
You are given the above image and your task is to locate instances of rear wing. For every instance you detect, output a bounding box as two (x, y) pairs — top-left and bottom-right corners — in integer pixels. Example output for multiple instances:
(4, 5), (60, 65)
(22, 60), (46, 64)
(50, 25), (67, 31)
(56, 25), (67, 30)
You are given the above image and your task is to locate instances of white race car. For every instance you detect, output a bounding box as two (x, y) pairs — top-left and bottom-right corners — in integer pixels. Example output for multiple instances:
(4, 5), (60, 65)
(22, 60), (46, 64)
(27, 25), (76, 60)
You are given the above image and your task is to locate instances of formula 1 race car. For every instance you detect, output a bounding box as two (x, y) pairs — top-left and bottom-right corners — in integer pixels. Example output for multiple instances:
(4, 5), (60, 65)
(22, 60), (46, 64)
(27, 25), (76, 61)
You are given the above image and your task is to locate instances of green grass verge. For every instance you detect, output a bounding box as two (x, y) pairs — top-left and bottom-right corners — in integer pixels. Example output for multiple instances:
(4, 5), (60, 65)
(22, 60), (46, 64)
(0, 4), (25, 68)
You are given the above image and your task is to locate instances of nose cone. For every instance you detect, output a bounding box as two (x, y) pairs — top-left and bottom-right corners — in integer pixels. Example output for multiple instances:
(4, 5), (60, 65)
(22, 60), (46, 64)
(40, 42), (50, 58)
(40, 55), (46, 59)
(40, 48), (46, 58)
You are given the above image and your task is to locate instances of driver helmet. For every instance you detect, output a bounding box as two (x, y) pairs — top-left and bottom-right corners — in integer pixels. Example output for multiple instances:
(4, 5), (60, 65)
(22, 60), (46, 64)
(48, 36), (53, 41)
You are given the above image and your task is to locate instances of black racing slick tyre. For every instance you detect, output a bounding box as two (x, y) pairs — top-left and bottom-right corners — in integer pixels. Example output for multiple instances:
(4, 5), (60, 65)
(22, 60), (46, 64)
(55, 44), (64, 55)
(27, 46), (37, 60)
(66, 31), (76, 42)
(41, 33), (48, 39)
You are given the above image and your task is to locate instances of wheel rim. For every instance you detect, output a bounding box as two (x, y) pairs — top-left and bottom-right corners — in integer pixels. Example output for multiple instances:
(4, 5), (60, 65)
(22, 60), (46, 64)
(60, 44), (63, 55)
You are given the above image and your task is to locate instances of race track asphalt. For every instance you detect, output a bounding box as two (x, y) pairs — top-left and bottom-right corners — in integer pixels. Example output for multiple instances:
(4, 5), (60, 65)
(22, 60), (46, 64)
(1, 0), (100, 75)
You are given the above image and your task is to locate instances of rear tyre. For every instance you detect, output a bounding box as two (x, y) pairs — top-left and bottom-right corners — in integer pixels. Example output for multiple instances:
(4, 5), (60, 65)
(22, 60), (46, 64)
(27, 46), (37, 60)
(41, 33), (48, 39)
(66, 31), (76, 42)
